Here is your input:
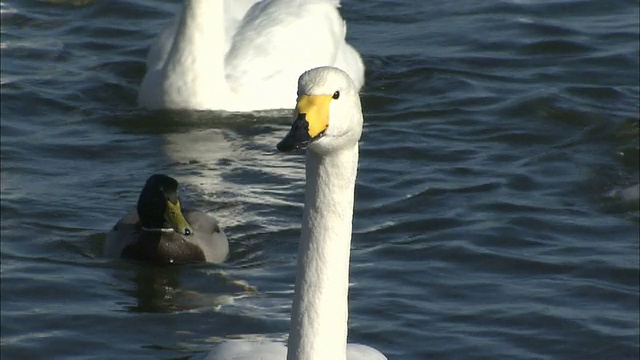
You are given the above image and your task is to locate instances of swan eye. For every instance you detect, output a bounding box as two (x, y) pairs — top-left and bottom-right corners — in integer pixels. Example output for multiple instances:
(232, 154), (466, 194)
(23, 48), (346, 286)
(332, 91), (340, 100)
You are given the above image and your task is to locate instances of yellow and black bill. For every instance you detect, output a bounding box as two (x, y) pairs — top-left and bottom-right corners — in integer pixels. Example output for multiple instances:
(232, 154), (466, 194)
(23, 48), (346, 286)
(164, 199), (193, 236)
(277, 94), (332, 152)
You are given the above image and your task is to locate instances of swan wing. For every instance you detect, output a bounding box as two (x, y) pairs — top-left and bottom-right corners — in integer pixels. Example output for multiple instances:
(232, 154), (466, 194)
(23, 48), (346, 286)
(347, 343), (388, 360)
(225, 0), (361, 101)
(204, 340), (287, 360)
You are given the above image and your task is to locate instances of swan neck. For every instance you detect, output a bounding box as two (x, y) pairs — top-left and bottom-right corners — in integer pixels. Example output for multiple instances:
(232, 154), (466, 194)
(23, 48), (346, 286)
(287, 145), (359, 360)
(162, 0), (228, 106)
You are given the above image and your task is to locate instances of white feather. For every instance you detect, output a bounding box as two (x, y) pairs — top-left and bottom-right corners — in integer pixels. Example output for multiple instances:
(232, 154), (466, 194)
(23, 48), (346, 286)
(138, 0), (364, 112)
(204, 67), (385, 360)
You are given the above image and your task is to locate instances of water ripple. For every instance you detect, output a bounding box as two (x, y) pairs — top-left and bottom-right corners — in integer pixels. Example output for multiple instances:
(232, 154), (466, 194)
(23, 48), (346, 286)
(1, 0), (638, 359)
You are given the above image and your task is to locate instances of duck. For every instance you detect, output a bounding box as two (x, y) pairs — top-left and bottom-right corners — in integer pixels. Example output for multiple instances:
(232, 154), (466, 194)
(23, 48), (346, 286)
(205, 67), (386, 359)
(105, 174), (229, 264)
(138, 0), (365, 112)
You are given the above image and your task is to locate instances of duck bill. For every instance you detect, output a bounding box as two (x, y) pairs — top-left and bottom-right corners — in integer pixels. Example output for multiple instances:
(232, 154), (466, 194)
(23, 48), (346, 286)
(164, 200), (193, 236)
(277, 94), (331, 152)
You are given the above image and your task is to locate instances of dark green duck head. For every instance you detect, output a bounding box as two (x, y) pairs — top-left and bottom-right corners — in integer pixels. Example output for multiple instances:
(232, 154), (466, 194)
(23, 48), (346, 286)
(137, 174), (193, 236)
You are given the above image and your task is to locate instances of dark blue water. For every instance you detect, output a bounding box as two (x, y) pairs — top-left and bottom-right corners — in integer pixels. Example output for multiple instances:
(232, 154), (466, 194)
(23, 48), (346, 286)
(1, 0), (638, 359)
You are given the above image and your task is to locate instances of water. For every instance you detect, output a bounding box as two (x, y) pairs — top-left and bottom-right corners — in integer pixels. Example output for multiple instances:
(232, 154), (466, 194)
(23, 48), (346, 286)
(1, 0), (638, 359)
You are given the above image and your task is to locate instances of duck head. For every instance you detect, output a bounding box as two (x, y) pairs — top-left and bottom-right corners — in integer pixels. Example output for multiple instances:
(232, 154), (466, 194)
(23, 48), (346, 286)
(137, 174), (193, 236)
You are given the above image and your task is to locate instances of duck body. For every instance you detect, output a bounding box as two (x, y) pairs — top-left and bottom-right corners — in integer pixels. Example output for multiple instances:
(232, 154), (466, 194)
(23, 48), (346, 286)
(205, 67), (385, 359)
(105, 208), (228, 264)
(138, 0), (365, 112)
(105, 174), (229, 264)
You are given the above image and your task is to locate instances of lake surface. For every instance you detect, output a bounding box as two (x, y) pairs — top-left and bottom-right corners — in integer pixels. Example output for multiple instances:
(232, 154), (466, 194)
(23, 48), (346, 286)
(1, 0), (638, 359)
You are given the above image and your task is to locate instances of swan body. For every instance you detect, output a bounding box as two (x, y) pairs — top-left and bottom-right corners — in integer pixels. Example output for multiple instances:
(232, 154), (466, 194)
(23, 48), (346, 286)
(105, 174), (229, 264)
(205, 67), (385, 359)
(138, 0), (365, 112)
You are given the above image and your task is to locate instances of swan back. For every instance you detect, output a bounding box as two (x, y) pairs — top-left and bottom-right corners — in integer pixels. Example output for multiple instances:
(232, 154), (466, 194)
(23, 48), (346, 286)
(226, 1), (348, 98)
(138, 0), (365, 111)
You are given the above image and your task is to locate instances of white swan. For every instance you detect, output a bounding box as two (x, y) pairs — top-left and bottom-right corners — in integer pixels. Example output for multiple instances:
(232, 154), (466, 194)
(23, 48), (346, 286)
(205, 67), (385, 359)
(138, 0), (365, 112)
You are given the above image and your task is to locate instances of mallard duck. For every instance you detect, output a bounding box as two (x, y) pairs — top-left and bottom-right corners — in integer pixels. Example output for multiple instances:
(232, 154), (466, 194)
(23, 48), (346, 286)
(105, 174), (228, 264)
(206, 67), (386, 359)
(138, 0), (365, 111)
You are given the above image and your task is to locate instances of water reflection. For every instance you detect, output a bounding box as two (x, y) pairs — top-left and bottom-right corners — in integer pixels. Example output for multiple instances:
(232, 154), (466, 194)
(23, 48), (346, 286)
(123, 263), (255, 313)
(127, 265), (184, 313)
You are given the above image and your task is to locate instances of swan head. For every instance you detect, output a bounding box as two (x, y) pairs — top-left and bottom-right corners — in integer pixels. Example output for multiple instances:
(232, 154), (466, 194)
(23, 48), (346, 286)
(277, 66), (363, 155)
